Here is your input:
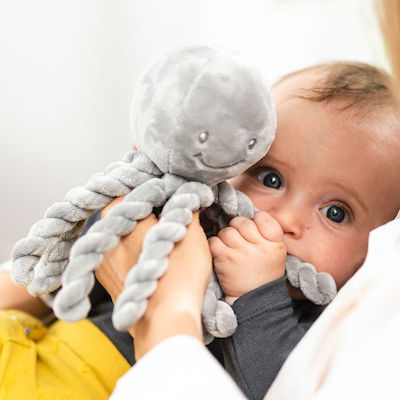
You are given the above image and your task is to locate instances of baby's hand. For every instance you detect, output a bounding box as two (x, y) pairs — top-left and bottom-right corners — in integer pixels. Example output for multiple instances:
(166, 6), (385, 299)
(208, 211), (286, 304)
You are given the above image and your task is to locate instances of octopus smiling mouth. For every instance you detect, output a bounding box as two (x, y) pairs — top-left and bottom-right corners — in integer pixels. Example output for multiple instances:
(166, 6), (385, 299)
(194, 153), (244, 169)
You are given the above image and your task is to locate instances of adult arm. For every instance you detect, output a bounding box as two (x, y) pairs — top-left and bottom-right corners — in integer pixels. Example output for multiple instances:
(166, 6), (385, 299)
(95, 206), (246, 399)
(96, 203), (212, 358)
(0, 207), (112, 321)
(0, 270), (52, 319)
(111, 335), (246, 400)
(265, 219), (400, 399)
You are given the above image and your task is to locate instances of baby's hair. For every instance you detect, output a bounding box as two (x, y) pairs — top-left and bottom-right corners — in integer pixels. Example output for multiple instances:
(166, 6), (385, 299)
(274, 61), (398, 115)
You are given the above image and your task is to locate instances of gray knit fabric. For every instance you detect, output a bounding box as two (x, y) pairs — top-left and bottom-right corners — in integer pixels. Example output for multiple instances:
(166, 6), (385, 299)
(11, 151), (161, 294)
(285, 255), (337, 305)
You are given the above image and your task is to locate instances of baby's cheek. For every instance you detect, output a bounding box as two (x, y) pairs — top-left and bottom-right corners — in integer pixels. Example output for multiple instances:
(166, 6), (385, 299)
(229, 175), (259, 200)
(336, 255), (366, 290)
(315, 239), (367, 290)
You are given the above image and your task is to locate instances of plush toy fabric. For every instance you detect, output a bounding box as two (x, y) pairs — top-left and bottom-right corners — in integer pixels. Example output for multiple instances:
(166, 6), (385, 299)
(11, 45), (337, 342)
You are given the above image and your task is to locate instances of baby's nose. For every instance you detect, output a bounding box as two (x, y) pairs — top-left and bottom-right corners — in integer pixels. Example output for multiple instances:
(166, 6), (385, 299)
(270, 205), (307, 239)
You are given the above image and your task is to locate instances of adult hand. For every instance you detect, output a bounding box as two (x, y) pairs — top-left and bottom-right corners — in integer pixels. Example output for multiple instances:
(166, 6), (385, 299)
(133, 210), (212, 358)
(0, 270), (52, 320)
(95, 198), (213, 359)
(96, 197), (158, 303)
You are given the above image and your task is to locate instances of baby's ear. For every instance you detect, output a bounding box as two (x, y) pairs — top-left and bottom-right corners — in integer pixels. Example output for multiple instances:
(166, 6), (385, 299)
(132, 144), (137, 150)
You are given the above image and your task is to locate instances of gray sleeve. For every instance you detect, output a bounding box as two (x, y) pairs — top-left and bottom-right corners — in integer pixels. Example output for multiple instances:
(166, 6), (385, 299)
(220, 277), (319, 400)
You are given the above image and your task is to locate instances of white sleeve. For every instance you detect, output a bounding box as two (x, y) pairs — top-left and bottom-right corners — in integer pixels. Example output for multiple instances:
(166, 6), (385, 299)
(110, 335), (246, 400)
(265, 219), (400, 400)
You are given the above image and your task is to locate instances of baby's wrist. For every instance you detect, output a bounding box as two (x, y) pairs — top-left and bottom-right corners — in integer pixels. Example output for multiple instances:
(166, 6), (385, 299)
(224, 272), (286, 305)
(224, 295), (239, 305)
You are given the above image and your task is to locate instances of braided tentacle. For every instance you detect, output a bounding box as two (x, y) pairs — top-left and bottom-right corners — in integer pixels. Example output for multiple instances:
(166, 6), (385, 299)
(11, 151), (161, 295)
(112, 181), (214, 331)
(201, 181), (255, 341)
(285, 255), (337, 305)
(208, 181), (255, 228)
(202, 271), (237, 344)
(52, 174), (186, 322)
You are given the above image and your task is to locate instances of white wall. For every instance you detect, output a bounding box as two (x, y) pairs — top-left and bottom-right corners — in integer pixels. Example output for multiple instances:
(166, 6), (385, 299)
(0, 0), (386, 261)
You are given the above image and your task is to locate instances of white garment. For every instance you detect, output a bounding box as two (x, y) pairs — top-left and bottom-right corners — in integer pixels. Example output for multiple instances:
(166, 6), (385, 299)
(111, 219), (400, 400)
(266, 219), (400, 399)
(110, 335), (246, 400)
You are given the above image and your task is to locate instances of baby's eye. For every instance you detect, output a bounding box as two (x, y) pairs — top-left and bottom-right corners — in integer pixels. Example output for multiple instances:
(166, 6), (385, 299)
(258, 170), (282, 190)
(320, 205), (348, 223)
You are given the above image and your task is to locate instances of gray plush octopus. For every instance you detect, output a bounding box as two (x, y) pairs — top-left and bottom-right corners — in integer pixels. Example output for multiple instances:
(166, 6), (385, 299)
(11, 44), (337, 343)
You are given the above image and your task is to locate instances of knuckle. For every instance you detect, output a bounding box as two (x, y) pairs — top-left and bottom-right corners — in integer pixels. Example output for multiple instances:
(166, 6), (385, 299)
(208, 236), (220, 250)
(242, 218), (254, 228)
(218, 226), (236, 240)
(230, 216), (250, 228)
(238, 220), (255, 235)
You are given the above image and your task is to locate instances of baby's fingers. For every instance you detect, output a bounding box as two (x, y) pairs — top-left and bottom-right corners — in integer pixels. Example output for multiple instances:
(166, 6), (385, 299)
(208, 236), (229, 259)
(253, 211), (284, 243)
(217, 226), (247, 248)
(229, 216), (263, 244)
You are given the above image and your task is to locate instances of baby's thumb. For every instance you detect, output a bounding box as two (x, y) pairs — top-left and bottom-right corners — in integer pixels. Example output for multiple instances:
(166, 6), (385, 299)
(254, 211), (284, 242)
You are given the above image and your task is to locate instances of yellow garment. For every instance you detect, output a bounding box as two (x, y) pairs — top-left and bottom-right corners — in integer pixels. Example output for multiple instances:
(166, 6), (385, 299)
(0, 310), (130, 400)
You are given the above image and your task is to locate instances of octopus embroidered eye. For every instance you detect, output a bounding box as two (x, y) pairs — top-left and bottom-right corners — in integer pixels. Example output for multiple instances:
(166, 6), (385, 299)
(199, 131), (209, 143)
(248, 138), (257, 149)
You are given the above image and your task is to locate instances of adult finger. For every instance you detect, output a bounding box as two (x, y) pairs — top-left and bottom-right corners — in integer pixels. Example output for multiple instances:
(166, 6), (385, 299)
(96, 198), (158, 301)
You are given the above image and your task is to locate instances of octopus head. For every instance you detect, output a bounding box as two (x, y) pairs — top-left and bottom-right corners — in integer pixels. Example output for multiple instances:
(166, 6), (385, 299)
(130, 44), (276, 186)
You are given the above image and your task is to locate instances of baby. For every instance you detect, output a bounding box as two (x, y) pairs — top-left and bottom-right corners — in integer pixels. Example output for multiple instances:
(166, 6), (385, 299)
(208, 62), (400, 399)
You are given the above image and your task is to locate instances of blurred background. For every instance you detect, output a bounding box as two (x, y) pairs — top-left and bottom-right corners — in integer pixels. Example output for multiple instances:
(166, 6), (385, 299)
(0, 0), (387, 264)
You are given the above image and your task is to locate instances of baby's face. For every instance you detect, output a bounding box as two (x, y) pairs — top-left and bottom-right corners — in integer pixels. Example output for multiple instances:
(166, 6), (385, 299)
(230, 72), (400, 290)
